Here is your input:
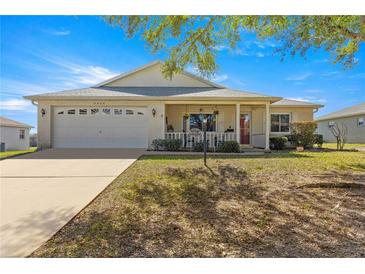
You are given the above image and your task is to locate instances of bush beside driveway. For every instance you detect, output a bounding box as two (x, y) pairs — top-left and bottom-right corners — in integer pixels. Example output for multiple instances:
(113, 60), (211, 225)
(31, 151), (365, 258)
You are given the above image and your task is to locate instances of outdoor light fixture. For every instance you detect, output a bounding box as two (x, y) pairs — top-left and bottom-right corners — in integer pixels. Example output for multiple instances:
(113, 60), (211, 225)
(152, 108), (156, 117)
(41, 108), (46, 117)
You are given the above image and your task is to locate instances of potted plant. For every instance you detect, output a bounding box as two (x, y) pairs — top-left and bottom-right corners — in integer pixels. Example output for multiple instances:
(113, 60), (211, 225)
(183, 113), (189, 119)
(167, 124), (174, 132)
(296, 141), (304, 152)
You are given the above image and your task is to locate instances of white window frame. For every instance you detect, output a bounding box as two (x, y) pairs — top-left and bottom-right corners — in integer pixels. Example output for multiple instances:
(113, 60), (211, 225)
(79, 108), (87, 115)
(270, 113), (291, 134)
(19, 129), (25, 139)
(357, 117), (364, 128)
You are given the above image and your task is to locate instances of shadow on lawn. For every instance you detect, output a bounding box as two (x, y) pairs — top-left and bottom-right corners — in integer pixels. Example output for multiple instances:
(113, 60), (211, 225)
(31, 164), (365, 258)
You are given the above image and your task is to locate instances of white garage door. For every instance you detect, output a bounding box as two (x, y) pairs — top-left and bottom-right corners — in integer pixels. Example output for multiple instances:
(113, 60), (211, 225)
(52, 107), (148, 148)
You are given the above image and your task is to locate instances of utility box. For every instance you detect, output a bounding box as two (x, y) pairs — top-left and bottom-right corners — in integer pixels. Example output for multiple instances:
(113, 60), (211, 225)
(0, 142), (5, 152)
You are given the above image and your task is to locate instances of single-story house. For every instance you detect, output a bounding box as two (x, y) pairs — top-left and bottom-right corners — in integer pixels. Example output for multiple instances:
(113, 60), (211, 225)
(316, 102), (365, 143)
(24, 60), (322, 150)
(0, 116), (33, 151)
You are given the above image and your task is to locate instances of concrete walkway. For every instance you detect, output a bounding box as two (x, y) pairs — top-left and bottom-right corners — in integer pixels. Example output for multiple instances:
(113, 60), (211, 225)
(0, 148), (144, 257)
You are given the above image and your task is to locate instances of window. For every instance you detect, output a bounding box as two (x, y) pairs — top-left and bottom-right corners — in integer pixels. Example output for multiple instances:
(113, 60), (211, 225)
(137, 111), (144, 115)
(126, 109), (134, 115)
(102, 108), (111, 115)
(57, 111), (64, 115)
(67, 109), (76, 115)
(189, 114), (216, 132)
(358, 117), (364, 127)
(19, 129), (25, 139)
(328, 121), (335, 128)
(91, 108), (99, 115)
(114, 108), (123, 115)
(79, 109), (87, 115)
(271, 114), (290, 133)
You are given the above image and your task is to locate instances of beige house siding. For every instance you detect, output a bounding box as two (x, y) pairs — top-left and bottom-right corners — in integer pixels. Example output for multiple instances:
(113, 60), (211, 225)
(317, 115), (365, 143)
(269, 107), (314, 136)
(37, 103), (52, 149)
(105, 64), (212, 88)
(35, 100), (318, 149)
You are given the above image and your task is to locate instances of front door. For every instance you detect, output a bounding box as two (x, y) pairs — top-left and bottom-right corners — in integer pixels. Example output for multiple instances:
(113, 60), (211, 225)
(240, 113), (250, 145)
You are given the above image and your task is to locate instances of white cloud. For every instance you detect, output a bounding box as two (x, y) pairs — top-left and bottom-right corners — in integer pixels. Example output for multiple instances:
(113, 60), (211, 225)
(36, 55), (118, 86)
(211, 74), (228, 82)
(256, 52), (265, 58)
(44, 29), (71, 36)
(285, 72), (312, 81)
(1, 79), (52, 95)
(348, 72), (365, 79)
(0, 99), (34, 111)
(212, 45), (230, 51)
(321, 71), (340, 77)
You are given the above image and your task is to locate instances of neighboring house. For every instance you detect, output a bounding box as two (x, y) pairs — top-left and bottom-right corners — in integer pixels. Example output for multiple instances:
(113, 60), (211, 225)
(24, 60), (322, 150)
(316, 102), (365, 143)
(0, 116), (33, 151)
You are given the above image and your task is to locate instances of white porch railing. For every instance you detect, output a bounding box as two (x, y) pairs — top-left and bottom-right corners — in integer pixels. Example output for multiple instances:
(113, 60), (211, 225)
(165, 132), (236, 148)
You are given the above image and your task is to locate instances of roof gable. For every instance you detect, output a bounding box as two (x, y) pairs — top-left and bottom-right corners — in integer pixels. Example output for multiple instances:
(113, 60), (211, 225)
(0, 116), (33, 128)
(95, 60), (223, 88)
(316, 102), (365, 121)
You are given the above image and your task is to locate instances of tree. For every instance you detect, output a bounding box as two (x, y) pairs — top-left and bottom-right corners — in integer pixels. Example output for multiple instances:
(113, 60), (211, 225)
(104, 16), (365, 78)
(329, 122), (348, 150)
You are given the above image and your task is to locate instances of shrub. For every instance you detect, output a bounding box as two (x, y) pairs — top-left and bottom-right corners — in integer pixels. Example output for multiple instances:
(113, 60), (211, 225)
(290, 121), (317, 148)
(163, 139), (182, 151)
(216, 141), (240, 153)
(151, 139), (165, 151)
(314, 134), (323, 148)
(270, 136), (288, 150)
(193, 141), (204, 152)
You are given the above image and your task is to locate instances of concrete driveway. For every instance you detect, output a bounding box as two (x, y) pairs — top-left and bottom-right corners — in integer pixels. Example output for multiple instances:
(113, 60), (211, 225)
(0, 148), (144, 257)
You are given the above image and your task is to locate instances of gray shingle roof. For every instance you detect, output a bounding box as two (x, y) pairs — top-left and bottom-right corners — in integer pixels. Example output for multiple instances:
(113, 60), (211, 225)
(316, 102), (365, 121)
(24, 86), (280, 100)
(272, 99), (323, 107)
(0, 116), (33, 128)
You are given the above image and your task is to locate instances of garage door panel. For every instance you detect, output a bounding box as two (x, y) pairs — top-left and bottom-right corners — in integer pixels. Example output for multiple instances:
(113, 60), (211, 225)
(52, 107), (148, 148)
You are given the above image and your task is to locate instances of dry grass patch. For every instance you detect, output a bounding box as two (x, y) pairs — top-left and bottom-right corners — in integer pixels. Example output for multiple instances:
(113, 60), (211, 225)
(31, 151), (365, 257)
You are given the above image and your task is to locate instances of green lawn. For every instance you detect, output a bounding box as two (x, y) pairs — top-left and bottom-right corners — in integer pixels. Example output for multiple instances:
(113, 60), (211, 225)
(31, 151), (365, 258)
(0, 147), (37, 159)
(320, 143), (365, 150)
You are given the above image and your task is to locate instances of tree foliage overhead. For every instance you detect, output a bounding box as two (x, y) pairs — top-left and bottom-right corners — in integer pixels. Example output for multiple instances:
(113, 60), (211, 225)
(104, 16), (365, 78)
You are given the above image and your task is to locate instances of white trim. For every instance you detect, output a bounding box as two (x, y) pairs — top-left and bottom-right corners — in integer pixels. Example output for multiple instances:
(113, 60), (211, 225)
(235, 104), (240, 143)
(270, 113), (291, 134)
(265, 103), (270, 150)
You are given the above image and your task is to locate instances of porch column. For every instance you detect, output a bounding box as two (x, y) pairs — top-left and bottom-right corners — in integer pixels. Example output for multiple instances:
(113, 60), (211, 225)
(265, 103), (270, 150)
(162, 103), (166, 138)
(236, 103), (240, 143)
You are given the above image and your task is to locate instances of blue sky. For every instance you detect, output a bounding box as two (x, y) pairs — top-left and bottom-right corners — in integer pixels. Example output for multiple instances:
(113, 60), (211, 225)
(1, 16), (364, 133)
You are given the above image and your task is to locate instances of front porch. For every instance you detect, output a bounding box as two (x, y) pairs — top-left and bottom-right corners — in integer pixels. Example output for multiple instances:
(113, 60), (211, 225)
(164, 103), (271, 150)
